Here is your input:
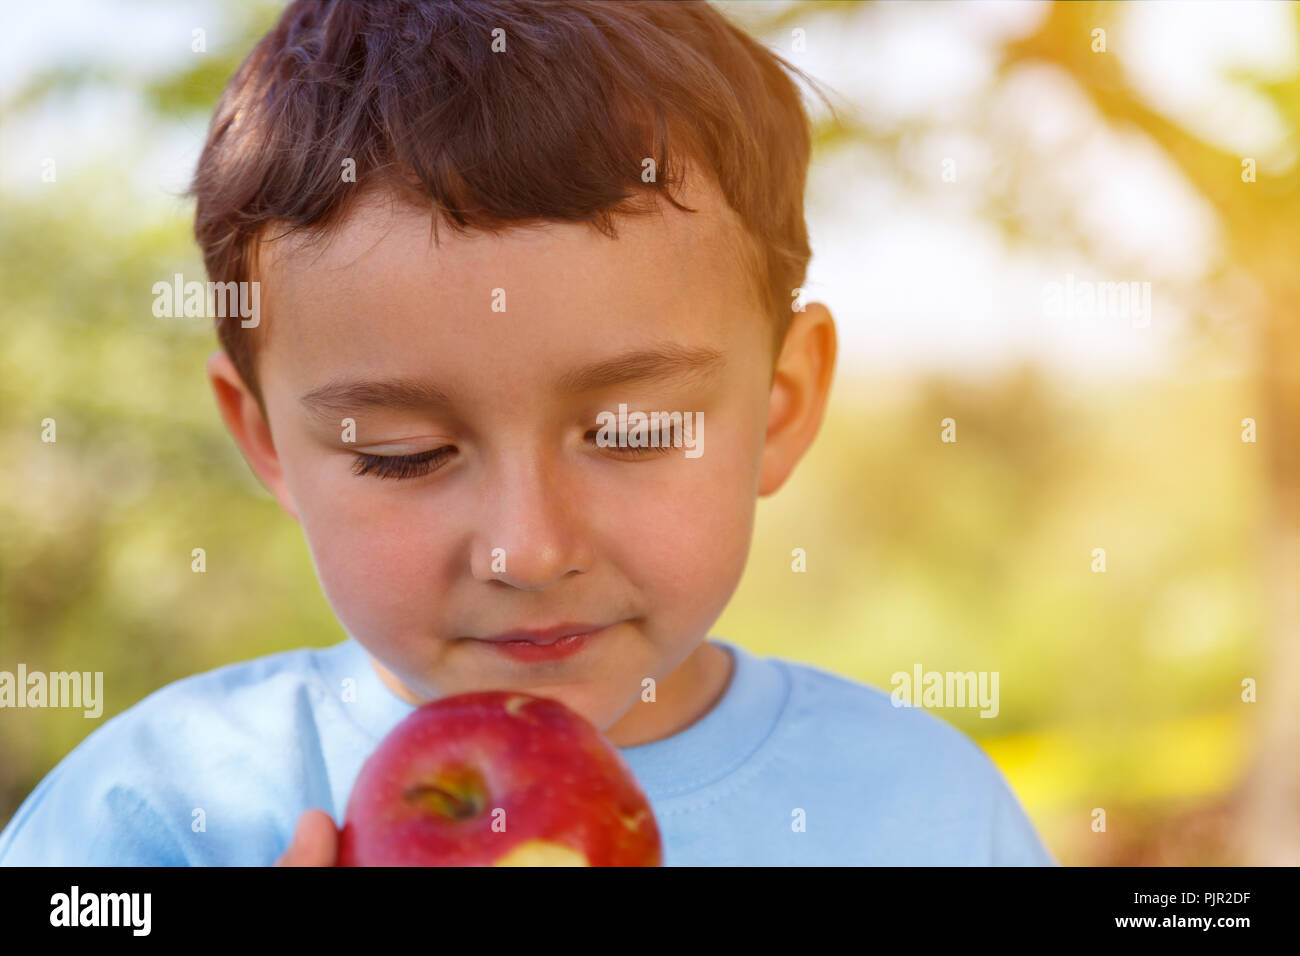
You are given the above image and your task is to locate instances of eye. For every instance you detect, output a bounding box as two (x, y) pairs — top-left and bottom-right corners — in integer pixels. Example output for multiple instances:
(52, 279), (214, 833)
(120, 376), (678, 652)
(351, 446), (456, 480)
(584, 428), (674, 458)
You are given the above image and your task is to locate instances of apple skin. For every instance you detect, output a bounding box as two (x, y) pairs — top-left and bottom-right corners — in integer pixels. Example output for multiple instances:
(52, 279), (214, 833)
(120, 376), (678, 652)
(337, 690), (662, 866)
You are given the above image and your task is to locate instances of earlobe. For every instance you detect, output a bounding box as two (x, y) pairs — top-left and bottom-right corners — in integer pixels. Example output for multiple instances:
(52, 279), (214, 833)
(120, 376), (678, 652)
(757, 302), (837, 497)
(205, 350), (300, 522)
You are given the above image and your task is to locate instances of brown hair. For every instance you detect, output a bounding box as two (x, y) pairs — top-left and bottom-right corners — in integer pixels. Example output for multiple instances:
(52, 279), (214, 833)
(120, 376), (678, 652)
(191, 0), (827, 415)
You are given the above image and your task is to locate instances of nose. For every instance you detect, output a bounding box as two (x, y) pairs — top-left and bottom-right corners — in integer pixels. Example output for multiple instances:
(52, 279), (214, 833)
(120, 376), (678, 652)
(471, 447), (592, 590)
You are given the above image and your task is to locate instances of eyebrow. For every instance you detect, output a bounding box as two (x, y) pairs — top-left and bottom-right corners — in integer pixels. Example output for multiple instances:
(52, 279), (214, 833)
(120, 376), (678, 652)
(299, 343), (725, 421)
(555, 343), (724, 393)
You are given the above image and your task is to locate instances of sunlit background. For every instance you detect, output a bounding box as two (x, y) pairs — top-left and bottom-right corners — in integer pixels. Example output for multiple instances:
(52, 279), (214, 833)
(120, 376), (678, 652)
(2, 0), (1297, 865)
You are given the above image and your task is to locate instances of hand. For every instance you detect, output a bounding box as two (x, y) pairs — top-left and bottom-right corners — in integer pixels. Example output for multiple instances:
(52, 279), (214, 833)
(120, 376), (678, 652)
(275, 809), (340, 866)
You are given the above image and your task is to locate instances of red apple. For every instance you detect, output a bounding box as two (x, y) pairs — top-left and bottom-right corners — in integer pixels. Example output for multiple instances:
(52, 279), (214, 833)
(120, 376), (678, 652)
(337, 690), (661, 866)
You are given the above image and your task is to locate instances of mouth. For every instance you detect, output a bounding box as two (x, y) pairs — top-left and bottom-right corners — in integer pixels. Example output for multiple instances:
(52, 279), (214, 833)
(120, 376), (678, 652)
(469, 622), (616, 662)
(475, 622), (611, 646)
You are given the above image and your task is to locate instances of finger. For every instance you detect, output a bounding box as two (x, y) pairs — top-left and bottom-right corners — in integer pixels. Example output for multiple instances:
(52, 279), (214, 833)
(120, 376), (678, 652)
(275, 809), (339, 866)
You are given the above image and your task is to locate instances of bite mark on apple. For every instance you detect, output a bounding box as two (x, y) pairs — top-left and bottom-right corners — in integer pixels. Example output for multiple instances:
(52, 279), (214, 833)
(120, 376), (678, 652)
(492, 840), (588, 867)
(504, 695), (534, 719)
(620, 808), (650, 832)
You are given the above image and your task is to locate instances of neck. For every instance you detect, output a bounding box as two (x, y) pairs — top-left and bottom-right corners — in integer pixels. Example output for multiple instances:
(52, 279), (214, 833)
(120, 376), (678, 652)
(602, 640), (734, 748)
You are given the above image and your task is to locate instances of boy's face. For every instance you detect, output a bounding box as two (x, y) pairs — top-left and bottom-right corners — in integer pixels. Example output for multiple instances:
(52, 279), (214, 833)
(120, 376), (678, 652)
(209, 176), (834, 747)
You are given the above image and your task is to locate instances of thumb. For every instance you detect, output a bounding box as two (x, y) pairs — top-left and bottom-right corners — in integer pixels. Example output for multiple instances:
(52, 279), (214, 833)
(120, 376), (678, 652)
(275, 809), (339, 866)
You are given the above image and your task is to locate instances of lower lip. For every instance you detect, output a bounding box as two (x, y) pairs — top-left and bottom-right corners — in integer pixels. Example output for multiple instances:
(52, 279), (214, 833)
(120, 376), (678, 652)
(479, 627), (608, 662)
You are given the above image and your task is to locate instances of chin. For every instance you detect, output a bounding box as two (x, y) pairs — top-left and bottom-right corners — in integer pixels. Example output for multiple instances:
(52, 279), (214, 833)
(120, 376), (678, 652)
(516, 683), (604, 720)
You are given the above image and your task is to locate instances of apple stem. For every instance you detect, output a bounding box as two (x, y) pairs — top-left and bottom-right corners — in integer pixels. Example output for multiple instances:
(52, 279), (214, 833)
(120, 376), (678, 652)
(403, 783), (482, 819)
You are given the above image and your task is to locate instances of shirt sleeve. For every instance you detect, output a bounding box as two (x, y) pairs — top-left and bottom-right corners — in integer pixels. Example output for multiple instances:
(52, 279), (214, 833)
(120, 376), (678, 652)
(0, 733), (191, 866)
(986, 766), (1057, 866)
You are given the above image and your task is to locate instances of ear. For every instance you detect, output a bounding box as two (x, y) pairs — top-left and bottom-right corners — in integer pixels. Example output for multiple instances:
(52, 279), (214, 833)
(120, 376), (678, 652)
(758, 302), (837, 496)
(206, 350), (300, 522)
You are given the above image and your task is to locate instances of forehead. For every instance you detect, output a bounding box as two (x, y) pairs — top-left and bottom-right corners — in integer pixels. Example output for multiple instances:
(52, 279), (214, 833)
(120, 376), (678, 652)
(254, 175), (765, 403)
(260, 173), (757, 302)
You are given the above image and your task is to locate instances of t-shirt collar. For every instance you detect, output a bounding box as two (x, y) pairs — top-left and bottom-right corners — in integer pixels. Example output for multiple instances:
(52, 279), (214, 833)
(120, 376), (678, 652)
(334, 635), (788, 800)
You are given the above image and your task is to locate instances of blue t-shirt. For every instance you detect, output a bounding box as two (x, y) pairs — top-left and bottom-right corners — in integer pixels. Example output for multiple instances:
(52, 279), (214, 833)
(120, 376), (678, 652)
(0, 637), (1056, 865)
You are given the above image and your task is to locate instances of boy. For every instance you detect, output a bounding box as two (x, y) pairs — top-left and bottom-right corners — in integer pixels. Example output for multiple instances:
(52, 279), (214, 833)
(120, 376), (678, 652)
(0, 0), (1055, 865)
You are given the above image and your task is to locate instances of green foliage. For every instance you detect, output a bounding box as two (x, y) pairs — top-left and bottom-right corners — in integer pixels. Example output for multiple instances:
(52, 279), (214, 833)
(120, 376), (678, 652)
(0, 0), (1286, 866)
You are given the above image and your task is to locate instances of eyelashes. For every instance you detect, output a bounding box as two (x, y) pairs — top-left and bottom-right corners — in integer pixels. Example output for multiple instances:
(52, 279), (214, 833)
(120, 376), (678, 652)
(351, 446), (455, 480)
(583, 429), (676, 458)
(352, 432), (673, 481)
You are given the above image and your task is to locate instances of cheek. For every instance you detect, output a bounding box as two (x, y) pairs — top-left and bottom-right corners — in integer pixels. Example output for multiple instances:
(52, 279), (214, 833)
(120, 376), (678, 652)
(604, 444), (758, 625)
(292, 469), (448, 634)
